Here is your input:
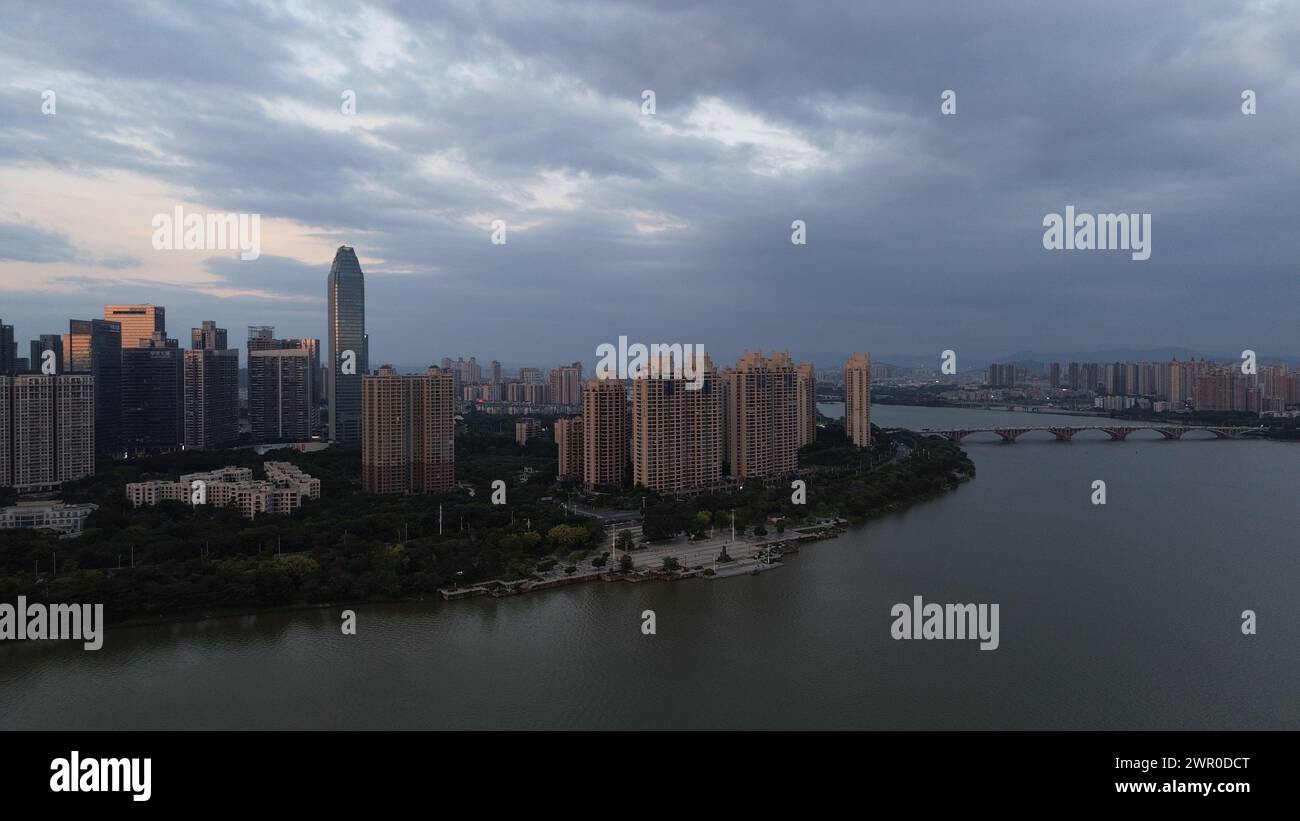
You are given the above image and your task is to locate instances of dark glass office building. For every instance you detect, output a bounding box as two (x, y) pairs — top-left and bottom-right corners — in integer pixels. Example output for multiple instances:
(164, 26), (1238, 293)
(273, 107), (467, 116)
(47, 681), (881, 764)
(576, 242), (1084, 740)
(65, 318), (122, 455)
(122, 332), (183, 452)
(327, 246), (367, 444)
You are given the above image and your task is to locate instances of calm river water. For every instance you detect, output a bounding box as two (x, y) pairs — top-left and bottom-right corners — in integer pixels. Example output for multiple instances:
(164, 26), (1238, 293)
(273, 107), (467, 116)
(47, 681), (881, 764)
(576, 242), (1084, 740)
(2, 405), (1296, 729)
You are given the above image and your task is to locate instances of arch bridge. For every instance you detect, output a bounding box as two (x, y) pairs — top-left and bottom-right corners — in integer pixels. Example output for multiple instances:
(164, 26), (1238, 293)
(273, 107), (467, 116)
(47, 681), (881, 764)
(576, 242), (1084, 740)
(921, 425), (1261, 443)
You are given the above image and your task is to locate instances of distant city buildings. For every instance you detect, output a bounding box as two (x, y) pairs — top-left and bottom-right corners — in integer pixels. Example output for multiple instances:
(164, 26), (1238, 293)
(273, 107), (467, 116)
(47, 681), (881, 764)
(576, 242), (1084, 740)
(361, 365), (455, 494)
(549, 362), (583, 407)
(327, 246), (368, 444)
(126, 462), (320, 519)
(844, 353), (872, 448)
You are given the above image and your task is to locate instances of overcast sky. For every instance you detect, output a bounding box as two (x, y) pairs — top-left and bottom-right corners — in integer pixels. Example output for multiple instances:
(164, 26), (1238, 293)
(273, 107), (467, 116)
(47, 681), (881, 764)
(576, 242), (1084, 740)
(2, 1), (1298, 370)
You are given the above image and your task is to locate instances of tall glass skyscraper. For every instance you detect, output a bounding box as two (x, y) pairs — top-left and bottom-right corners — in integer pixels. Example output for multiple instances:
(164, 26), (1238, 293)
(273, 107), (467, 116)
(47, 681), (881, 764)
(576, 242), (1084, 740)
(327, 246), (367, 443)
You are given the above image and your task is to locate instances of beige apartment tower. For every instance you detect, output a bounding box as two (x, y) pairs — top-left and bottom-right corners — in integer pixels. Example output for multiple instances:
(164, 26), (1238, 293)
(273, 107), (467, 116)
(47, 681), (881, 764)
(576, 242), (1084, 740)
(631, 359), (721, 493)
(796, 362), (816, 446)
(554, 416), (584, 481)
(582, 378), (627, 490)
(362, 366), (455, 495)
(723, 351), (799, 481)
(844, 352), (872, 447)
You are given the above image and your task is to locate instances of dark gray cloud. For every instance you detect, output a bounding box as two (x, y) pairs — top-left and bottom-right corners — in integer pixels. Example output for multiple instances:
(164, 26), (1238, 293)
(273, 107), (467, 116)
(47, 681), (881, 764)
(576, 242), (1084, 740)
(1, 0), (1298, 368)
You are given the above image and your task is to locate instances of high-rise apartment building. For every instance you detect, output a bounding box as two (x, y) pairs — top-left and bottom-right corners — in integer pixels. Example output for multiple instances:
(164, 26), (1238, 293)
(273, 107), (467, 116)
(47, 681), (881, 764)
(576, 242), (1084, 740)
(554, 416), (584, 481)
(361, 366), (454, 494)
(184, 322), (239, 450)
(191, 320), (228, 352)
(64, 318), (121, 455)
(104, 304), (165, 348)
(723, 351), (798, 481)
(582, 378), (627, 490)
(122, 332), (183, 452)
(549, 362), (583, 407)
(327, 246), (367, 444)
(631, 358), (720, 493)
(250, 349), (317, 442)
(0, 373), (95, 490)
(248, 327), (320, 442)
(796, 362), (817, 447)
(844, 352), (872, 448)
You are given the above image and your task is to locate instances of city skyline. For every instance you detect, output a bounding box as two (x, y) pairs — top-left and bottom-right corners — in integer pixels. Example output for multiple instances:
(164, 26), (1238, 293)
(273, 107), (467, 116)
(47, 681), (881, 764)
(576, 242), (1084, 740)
(3, 2), (1299, 368)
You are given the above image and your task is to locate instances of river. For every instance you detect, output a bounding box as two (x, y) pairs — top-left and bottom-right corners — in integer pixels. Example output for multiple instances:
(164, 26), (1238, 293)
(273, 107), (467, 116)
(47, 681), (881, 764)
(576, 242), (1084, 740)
(2, 405), (1296, 729)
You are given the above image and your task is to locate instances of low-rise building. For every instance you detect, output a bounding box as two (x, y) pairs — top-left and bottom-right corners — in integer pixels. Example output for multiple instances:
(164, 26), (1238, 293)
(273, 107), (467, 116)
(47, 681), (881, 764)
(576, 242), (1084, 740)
(0, 501), (98, 536)
(125, 463), (319, 519)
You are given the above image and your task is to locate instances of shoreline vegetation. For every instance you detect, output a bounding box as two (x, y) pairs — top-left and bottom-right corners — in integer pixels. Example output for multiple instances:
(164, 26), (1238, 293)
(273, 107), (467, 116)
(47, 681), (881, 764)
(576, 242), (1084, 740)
(0, 413), (975, 628)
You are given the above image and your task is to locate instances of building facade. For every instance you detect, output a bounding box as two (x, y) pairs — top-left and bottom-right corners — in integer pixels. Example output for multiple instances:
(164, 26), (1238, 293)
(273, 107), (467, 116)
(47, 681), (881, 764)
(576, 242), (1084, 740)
(327, 246), (368, 444)
(631, 360), (721, 493)
(183, 323), (239, 450)
(554, 416), (584, 481)
(582, 378), (627, 490)
(844, 352), (872, 448)
(723, 351), (798, 481)
(361, 366), (455, 494)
